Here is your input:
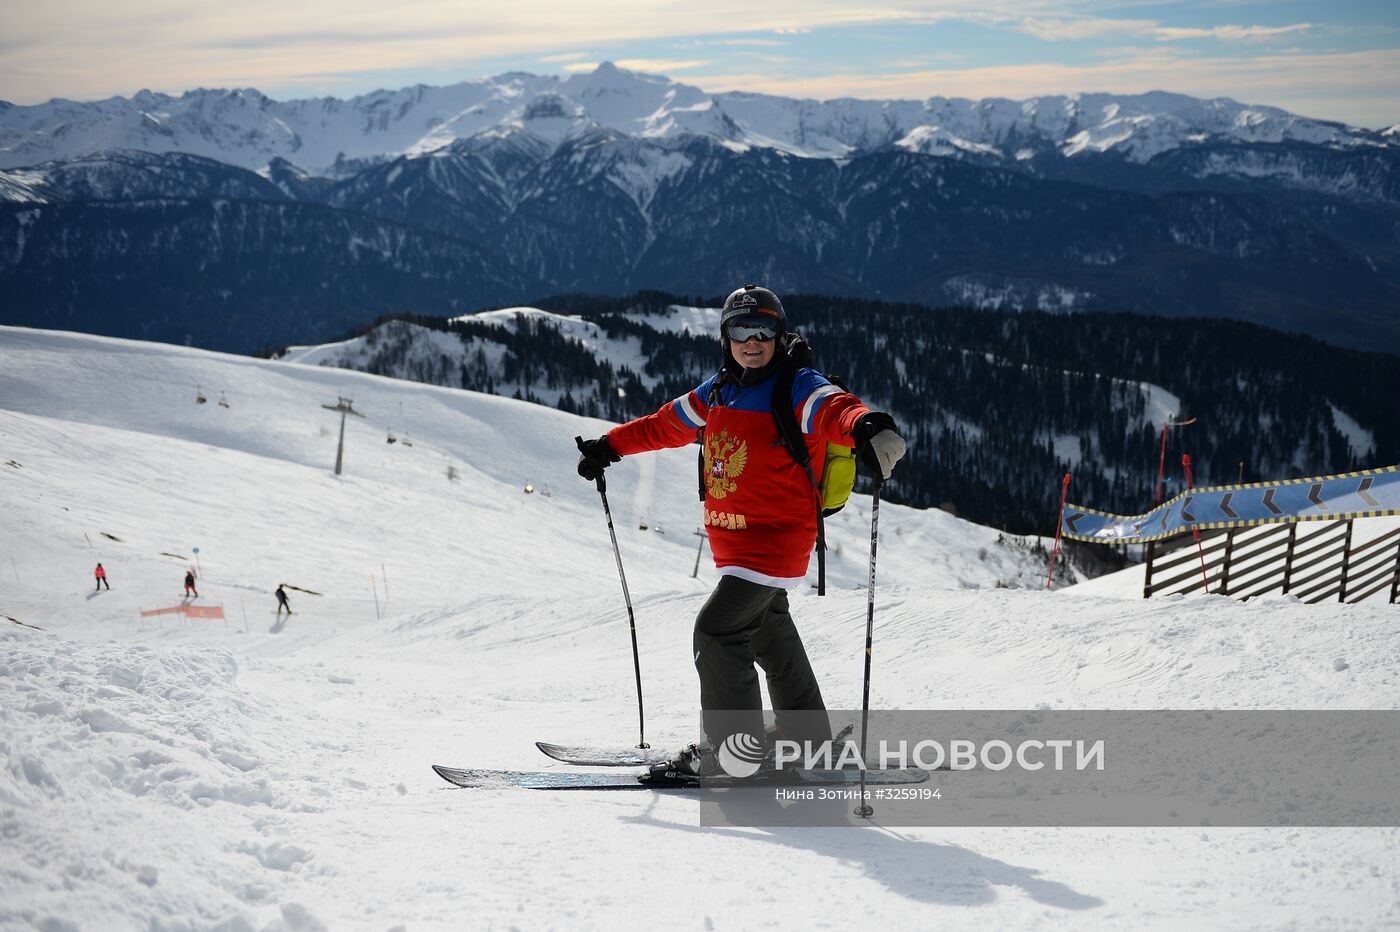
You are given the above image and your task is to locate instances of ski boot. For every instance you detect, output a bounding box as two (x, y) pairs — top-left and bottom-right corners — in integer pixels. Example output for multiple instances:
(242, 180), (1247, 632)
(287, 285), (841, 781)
(642, 742), (721, 785)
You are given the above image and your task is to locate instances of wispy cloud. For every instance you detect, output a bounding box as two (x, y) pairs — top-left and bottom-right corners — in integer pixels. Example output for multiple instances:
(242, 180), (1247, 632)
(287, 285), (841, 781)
(1013, 16), (1314, 44)
(563, 58), (707, 74)
(1155, 23), (1313, 42)
(1014, 17), (1158, 42)
(623, 58), (708, 73)
(0, 1), (1393, 127)
(0, 2), (920, 102)
(672, 38), (787, 48)
(684, 45), (1400, 124)
(890, 53), (976, 68)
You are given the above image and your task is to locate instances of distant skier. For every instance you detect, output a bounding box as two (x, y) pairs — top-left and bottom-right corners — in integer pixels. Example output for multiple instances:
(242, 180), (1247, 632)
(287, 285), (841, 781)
(576, 283), (906, 778)
(184, 570), (198, 598)
(275, 585), (292, 616)
(94, 563), (110, 591)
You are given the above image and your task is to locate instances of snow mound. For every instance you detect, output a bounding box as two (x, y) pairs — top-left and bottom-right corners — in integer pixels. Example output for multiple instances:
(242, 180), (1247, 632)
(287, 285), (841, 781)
(0, 627), (332, 930)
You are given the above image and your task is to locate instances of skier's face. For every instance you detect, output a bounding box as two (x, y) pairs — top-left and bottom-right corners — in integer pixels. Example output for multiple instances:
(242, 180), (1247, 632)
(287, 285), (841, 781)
(729, 334), (775, 369)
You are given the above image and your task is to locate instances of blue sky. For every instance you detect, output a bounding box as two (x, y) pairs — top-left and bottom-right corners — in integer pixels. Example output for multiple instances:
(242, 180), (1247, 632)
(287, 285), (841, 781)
(3, 1), (1397, 127)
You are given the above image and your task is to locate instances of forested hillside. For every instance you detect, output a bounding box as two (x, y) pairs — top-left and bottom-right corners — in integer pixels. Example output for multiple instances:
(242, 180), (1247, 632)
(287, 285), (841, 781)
(293, 294), (1400, 535)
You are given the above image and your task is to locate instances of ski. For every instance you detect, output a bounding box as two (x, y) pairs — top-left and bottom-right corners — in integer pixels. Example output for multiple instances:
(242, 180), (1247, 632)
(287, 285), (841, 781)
(431, 764), (929, 791)
(535, 724), (857, 768)
(535, 742), (670, 767)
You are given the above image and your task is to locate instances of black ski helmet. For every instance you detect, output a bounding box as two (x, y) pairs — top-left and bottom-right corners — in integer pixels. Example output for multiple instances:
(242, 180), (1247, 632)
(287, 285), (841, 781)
(720, 283), (786, 337)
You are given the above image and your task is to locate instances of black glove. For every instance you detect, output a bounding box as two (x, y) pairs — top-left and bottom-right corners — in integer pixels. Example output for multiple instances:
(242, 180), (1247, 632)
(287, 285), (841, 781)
(852, 412), (906, 480)
(576, 435), (621, 480)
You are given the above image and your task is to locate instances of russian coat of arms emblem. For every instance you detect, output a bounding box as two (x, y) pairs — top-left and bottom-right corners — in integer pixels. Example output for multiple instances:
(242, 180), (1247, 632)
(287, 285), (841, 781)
(704, 429), (748, 500)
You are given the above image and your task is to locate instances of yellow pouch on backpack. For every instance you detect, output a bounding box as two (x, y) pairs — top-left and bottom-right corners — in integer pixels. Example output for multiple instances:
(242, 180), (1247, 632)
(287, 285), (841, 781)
(819, 442), (857, 517)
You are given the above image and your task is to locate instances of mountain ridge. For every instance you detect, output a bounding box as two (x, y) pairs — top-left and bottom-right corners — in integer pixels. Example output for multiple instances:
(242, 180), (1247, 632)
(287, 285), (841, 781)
(3, 65), (1398, 355)
(2, 64), (1390, 177)
(4, 136), (1398, 354)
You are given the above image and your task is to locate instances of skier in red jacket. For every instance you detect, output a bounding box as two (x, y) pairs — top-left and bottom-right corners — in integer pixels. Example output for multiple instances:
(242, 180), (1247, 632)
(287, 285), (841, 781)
(576, 284), (906, 776)
(94, 563), (110, 591)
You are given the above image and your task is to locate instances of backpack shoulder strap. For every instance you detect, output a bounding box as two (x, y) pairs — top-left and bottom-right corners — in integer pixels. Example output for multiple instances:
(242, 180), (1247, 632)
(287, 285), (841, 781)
(703, 368), (727, 415)
(770, 333), (815, 469)
(769, 334), (829, 595)
(696, 369), (726, 501)
(769, 362), (811, 470)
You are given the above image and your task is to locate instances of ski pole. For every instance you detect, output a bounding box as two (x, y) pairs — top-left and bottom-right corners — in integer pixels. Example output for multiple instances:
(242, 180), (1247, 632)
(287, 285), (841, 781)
(1047, 472), (1071, 589)
(855, 477), (884, 819)
(578, 436), (649, 750)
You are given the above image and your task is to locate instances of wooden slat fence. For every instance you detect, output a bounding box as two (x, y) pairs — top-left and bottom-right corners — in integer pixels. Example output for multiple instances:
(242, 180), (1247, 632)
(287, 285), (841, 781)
(1143, 520), (1400, 604)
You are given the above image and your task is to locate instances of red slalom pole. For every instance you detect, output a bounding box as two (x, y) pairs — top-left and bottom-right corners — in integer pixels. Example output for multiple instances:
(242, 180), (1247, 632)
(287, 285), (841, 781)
(1155, 424), (1170, 505)
(1047, 473), (1072, 589)
(1183, 454), (1210, 593)
(1155, 417), (1198, 506)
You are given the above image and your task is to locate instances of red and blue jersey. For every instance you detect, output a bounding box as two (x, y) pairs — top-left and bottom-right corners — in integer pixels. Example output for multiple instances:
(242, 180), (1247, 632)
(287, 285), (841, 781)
(607, 368), (869, 586)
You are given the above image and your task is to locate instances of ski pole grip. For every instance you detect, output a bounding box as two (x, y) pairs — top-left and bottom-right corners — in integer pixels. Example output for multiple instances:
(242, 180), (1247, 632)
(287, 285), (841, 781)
(575, 435), (607, 493)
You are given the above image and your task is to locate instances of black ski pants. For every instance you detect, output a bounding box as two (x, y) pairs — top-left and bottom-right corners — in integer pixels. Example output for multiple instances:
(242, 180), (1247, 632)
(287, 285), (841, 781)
(693, 575), (831, 749)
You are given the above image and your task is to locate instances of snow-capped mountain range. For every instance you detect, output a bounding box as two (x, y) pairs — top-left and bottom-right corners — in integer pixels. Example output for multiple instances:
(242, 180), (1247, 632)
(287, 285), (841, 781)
(1, 62), (1391, 176)
(2, 63), (1399, 356)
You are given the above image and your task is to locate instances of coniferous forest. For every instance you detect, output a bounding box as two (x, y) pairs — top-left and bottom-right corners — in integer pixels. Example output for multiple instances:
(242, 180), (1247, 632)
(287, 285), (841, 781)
(311, 293), (1400, 537)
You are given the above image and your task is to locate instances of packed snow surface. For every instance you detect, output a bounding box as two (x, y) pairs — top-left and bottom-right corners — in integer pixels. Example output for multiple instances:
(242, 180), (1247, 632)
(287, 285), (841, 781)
(2, 325), (1398, 930)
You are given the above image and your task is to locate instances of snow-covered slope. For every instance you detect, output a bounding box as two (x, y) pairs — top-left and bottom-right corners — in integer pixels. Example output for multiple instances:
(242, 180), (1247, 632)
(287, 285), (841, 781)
(1, 63), (1387, 174)
(2, 325), (1398, 930)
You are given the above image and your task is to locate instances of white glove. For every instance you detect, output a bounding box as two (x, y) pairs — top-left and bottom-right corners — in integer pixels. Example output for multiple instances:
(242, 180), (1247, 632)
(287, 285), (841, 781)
(866, 429), (907, 480)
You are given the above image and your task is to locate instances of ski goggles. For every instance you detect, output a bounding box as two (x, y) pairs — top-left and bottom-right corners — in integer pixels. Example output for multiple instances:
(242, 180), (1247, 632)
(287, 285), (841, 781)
(724, 314), (779, 342)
